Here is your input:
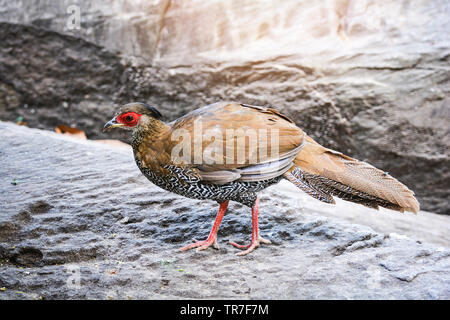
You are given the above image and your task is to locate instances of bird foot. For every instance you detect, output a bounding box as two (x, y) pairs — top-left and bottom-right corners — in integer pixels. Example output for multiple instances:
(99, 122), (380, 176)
(179, 237), (219, 252)
(229, 236), (271, 256)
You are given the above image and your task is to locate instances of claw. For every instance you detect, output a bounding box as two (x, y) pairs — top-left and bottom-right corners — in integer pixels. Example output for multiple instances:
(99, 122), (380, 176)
(179, 198), (272, 256)
(229, 241), (251, 250)
(229, 236), (271, 255)
(179, 201), (228, 253)
(179, 238), (218, 252)
(229, 198), (272, 255)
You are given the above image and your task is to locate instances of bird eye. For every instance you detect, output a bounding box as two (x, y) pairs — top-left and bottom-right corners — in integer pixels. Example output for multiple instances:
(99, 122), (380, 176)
(117, 112), (141, 127)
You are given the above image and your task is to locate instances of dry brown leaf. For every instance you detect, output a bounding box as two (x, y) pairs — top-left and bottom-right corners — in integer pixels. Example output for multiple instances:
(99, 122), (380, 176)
(55, 125), (87, 140)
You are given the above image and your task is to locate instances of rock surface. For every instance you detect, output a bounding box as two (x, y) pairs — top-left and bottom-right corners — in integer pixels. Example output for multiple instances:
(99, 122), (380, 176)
(0, 122), (449, 300)
(0, 1), (448, 214)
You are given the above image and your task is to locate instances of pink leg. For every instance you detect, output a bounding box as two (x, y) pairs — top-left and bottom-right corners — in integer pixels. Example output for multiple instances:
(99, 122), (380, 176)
(180, 201), (229, 252)
(229, 198), (271, 255)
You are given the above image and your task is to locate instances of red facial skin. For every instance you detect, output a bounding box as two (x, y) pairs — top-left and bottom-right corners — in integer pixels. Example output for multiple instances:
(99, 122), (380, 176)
(116, 112), (142, 127)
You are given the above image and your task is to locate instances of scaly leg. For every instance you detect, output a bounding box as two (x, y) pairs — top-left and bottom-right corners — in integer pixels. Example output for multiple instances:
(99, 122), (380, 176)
(229, 198), (271, 255)
(180, 200), (229, 252)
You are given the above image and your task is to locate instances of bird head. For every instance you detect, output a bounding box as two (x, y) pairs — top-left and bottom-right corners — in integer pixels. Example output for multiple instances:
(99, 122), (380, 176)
(103, 102), (162, 132)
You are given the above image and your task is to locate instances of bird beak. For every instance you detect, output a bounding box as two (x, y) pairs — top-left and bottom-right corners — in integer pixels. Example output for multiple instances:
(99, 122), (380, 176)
(103, 118), (124, 132)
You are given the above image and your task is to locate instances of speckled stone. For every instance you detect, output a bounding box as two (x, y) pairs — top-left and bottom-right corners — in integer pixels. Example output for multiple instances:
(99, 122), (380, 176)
(0, 122), (449, 300)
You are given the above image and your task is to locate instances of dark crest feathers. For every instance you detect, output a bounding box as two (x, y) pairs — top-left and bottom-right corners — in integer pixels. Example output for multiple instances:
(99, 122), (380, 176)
(140, 103), (162, 119)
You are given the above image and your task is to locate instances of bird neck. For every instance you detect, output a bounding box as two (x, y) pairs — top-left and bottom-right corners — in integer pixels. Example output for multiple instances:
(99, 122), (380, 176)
(131, 118), (170, 151)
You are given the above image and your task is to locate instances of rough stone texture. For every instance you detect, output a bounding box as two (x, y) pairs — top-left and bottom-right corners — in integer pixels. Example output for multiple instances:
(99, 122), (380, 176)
(0, 122), (449, 300)
(0, 0), (448, 215)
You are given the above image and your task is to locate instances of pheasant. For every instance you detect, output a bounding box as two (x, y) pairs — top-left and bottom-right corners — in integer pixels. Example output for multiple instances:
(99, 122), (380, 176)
(103, 101), (419, 255)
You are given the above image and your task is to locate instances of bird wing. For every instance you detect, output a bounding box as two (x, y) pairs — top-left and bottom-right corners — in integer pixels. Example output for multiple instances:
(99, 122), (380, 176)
(168, 102), (305, 184)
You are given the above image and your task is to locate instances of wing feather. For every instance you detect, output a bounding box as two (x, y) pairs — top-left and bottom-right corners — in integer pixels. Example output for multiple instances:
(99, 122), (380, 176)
(169, 102), (305, 184)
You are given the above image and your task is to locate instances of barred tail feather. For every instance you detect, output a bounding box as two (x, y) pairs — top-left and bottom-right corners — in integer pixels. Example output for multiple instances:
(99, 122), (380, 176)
(284, 136), (420, 213)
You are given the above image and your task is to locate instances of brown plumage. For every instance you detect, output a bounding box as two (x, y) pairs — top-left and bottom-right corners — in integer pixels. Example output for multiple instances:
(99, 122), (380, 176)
(286, 136), (420, 213)
(103, 101), (419, 255)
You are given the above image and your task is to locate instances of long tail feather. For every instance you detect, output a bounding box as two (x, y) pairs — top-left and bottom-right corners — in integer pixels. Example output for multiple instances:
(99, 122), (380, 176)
(285, 136), (420, 213)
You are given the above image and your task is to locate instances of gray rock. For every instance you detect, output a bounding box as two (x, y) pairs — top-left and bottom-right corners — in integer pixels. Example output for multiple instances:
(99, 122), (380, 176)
(0, 122), (449, 299)
(0, 1), (448, 214)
